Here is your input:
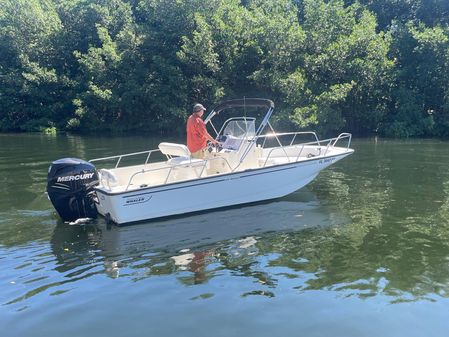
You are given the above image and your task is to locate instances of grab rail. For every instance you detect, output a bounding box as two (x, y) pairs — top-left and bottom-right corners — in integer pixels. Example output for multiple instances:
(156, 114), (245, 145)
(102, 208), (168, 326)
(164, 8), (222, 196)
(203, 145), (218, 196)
(124, 156), (234, 191)
(235, 131), (320, 171)
(323, 133), (352, 156)
(260, 133), (352, 167)
(259, 131), (320, 148)
(89, 149), (161, 168)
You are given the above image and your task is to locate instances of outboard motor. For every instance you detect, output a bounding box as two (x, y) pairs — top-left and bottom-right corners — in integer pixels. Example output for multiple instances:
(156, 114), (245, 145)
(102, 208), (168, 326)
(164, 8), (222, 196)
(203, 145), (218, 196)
(47, 158), (99, 222)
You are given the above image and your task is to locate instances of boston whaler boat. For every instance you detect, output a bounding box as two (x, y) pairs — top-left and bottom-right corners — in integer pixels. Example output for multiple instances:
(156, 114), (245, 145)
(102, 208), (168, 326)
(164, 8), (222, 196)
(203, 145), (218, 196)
(47, 99), (354, 225)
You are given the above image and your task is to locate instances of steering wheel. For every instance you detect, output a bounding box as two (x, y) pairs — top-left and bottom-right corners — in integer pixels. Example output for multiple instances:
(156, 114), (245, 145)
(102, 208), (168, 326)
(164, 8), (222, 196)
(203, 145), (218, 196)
(207, 141), (216, 153)
(207, 139), (223, 153)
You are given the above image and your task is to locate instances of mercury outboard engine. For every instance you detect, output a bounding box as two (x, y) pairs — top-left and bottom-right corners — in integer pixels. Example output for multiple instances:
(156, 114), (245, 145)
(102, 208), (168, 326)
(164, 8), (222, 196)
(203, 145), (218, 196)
(47, 158), (99, 222)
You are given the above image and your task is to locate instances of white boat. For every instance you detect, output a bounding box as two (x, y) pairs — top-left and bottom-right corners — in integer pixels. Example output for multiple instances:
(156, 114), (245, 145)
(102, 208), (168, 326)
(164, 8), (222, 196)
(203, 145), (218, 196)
(47, 98), (353, 225)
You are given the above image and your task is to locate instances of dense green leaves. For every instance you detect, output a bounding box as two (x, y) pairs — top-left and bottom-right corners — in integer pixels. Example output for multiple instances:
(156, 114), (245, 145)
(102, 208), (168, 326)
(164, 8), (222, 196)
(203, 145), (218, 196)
(383, 22), (449, 137)
(0, 0), (448, 137)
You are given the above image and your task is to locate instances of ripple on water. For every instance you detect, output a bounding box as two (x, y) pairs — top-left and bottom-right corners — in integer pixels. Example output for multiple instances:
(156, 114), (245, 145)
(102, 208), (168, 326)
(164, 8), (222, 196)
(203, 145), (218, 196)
(1, 243), (106, 306)
(3, 137), (449, 337)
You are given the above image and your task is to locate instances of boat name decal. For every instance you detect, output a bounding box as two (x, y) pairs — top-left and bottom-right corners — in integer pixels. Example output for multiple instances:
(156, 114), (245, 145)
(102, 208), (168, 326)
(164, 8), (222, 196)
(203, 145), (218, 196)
(57, 173), (95, 182)
(124, 196), (152, 206)
(319, 157), (336, 164)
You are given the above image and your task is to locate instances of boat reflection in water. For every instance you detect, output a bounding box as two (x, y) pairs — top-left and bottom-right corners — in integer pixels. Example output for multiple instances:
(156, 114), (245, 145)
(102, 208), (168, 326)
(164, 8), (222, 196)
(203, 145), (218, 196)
(50, 189), (348, 281)
(48, 181), (449, 303)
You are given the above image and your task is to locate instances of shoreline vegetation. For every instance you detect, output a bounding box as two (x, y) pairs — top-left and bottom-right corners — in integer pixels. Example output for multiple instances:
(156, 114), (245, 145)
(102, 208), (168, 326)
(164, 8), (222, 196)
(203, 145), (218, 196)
(1, 0), (448, 138)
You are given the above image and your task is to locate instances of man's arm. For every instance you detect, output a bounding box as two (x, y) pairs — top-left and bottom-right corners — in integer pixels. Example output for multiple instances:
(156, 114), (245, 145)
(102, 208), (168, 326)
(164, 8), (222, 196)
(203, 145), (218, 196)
(198, 121), (218, 144)
(205, 131), (218, 144)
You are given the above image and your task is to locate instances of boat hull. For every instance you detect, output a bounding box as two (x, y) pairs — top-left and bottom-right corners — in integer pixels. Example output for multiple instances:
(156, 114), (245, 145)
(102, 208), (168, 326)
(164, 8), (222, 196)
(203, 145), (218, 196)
(94, 152), (352, 224)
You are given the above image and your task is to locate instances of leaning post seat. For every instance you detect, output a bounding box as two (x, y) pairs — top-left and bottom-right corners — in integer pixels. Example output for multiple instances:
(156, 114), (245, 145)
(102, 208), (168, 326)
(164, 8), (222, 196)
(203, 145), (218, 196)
(158, 142), (204, 166)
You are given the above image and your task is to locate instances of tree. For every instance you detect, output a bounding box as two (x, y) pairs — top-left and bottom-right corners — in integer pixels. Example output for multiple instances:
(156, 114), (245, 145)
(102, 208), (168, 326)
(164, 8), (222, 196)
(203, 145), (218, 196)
(0, 0), (64, 131)
(290, 0), (394, 135)
(383, 22), (449, 137)
(0, 0), (447, 137)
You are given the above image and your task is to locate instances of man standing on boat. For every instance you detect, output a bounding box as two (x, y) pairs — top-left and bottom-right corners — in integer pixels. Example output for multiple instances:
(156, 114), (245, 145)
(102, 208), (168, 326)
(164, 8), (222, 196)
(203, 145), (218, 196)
(186, 103), (218, 159)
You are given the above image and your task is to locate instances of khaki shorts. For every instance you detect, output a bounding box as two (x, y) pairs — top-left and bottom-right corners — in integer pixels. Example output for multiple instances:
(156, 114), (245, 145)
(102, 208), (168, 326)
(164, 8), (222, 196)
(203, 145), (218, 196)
(191, 148), (206, 159)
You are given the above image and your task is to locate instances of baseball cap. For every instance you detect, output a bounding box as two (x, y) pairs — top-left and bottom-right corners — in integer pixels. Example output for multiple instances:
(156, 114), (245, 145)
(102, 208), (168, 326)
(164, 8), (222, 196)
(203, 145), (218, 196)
(193, 103), (206, 112)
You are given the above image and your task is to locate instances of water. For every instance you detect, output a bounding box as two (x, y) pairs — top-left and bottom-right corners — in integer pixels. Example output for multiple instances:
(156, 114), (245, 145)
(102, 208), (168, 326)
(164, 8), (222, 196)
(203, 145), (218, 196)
(1, 133), (449, 336)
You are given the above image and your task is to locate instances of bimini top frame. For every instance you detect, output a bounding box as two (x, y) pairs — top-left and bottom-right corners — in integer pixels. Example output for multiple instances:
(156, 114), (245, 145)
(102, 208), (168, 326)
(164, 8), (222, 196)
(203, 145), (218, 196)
(204, 98), (274, 130)
(205, 97), (274, 137)
(204, 99), (275, 168)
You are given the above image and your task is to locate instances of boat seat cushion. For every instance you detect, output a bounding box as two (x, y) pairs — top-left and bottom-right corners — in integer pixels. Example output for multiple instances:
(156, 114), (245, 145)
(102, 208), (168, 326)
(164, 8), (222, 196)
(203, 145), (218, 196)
(158, 142), (191, 157)
(167, 157), (205, 166)
(159, 142), (207, 168)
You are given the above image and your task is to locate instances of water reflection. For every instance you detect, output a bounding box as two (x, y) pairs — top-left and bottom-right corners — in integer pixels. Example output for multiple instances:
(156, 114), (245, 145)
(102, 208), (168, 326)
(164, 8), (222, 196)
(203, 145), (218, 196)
(49, 189), (348, 280)
(172, 249), (216, 285)
(6, 171), (449, 308)
(306, 140), (449, 302)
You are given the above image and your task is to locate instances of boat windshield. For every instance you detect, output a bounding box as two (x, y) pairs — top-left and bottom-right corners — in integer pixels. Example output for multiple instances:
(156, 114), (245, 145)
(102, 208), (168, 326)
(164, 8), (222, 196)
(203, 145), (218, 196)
(221, 118), (256, 139)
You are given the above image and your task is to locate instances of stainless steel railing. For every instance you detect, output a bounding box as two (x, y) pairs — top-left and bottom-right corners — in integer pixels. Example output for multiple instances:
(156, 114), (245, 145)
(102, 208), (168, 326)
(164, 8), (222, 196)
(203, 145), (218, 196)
(89, 149), (161, 168)
(259, 133), (352, 167)
(91, 132), (352, 191)
(124, 156), (234, 191)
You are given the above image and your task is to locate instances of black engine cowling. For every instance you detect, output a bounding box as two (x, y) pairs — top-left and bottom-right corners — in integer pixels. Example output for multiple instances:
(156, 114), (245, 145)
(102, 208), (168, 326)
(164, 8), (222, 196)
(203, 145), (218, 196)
(47, 158), (99, 222)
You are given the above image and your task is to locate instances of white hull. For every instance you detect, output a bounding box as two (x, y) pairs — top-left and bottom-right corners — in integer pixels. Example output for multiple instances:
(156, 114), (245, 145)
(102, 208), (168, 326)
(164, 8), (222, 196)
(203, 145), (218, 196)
(95, 151), (352, 224)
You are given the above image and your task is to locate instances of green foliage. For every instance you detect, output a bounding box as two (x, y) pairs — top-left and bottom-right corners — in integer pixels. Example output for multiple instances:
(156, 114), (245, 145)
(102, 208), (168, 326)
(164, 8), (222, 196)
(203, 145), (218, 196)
(291, 0), (394, 135)
(0, 0), (65, 131)
(0, 0), (448, 137)
(382, 21), (449, 137)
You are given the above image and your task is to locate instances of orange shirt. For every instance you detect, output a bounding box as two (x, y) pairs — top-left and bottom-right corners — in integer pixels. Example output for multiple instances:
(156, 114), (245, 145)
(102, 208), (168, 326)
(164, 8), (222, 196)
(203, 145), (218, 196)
(186, 114), (208, 153)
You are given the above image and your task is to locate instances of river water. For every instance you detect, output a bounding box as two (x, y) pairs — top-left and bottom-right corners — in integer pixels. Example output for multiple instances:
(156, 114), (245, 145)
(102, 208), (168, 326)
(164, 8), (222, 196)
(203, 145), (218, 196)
(1, 133), (449, 336)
